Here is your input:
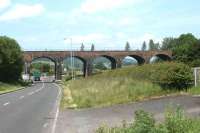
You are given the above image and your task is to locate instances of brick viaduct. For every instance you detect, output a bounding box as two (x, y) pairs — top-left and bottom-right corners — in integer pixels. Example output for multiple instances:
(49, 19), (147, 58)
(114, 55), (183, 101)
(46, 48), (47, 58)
(23, 50), (172, 80)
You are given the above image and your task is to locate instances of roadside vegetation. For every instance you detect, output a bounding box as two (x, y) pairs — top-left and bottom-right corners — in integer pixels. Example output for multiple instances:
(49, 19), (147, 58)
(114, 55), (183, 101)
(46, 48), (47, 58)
(0, 36), (28, 93)
(61, 62), (193, 109)
(61, 33), (200, 109)
(0, 36), (24, 82)
(0, 82), (24, 94)
(96, 107), (200, 133)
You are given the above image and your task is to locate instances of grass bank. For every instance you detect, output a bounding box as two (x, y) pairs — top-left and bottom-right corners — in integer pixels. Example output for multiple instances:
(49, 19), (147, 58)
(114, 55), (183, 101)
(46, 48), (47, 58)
(61, 62), (191, 109)
(188, 86), (200, 95)
(0, 82), (24, 94)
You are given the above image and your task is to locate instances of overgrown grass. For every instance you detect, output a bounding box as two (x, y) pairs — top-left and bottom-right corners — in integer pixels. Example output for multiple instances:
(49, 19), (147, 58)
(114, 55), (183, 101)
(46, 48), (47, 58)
(188, 86), (200, 95)
(61, 63), (188, 109)
(0, 82), (24, 94)
(96, 107), (200, 133)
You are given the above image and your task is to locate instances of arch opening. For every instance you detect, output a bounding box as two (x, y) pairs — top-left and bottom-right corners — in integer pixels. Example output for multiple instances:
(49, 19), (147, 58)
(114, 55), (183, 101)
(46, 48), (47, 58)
(149, 54), (171, 64)
(92, 56), (116, 74)
(30, 57), (56, 82)
(62, 56), (85, 79)
(122, 55), (145, 67)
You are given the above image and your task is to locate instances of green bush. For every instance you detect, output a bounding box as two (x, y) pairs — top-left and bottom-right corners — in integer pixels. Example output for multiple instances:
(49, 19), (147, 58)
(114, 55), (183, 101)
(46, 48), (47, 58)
(96, 108), (200, 133)
(150, 62), (193, 90)
(96, 62), (193, 90)
(110, 62), (193, 90)
(0, 36), (24, 82)
(131, 110), (155, 133)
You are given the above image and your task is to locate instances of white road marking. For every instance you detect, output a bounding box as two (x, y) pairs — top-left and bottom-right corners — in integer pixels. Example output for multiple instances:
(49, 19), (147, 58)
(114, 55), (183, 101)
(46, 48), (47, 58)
(43, 123), (49, 128)
(35, 89), (41, 93)
(28, 82), (44, 96)
(28, 92), (34, 96)
(19, 96), (25, 99)
(3, 102), (10, 106)
(51, 83), (62, 133)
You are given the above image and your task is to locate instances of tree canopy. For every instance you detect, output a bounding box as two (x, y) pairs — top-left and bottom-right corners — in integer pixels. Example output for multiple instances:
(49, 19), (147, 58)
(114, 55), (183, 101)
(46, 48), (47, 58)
(161, 33), (200, 66)
(148, 39), (160, 50)
(91, 44), (95, 51)
(141, 41), (147, 51)
(125, 41), (131, 51)
(0, 36), (24, 82)
(80, 43), (84, 51)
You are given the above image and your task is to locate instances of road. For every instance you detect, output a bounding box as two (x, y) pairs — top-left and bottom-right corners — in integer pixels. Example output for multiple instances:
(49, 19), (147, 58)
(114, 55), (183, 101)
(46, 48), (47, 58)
(0, 82), (60, 133)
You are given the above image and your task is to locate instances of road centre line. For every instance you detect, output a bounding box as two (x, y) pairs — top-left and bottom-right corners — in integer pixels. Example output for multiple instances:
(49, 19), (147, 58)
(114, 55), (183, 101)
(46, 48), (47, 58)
(1, 82), (45, 108)
(28, 92), (35, 96)
(19, 96), (25, 99)
(3, 102), (10, 106)
(27, 82), (44, 96)
(43, 123), (49, 128)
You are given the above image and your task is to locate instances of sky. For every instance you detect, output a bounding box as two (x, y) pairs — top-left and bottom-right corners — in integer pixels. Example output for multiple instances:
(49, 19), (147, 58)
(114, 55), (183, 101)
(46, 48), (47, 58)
(0, 0), (200, 51)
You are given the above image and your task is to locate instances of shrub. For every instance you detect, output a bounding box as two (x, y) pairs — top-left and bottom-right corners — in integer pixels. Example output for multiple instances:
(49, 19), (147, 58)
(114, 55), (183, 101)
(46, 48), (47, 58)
(98, 62), (193, 90)
(150, 62), (193, 90)
(95, 108), (200, 133)
(131, 110), (155, 133)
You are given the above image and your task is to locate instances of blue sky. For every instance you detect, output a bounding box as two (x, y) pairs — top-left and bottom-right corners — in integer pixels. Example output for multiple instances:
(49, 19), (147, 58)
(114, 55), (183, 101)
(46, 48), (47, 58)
(0, 0), (200, 51)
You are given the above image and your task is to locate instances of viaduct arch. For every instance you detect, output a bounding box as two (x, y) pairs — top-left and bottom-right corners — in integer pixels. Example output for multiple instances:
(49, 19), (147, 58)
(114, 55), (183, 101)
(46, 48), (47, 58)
(23, 50), (172, 80)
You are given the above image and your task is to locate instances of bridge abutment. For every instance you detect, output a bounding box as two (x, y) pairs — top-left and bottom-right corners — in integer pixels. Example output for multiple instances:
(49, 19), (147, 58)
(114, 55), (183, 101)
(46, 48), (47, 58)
(55, 59), (62, 80)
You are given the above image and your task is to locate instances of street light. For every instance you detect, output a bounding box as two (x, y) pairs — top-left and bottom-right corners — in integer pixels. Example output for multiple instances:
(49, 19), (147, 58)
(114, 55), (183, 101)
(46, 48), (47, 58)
(64, 37), (75, 80)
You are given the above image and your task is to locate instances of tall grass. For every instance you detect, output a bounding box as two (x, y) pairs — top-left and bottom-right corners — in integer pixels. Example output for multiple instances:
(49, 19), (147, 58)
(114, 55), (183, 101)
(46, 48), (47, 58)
(61, 63), (185, 109)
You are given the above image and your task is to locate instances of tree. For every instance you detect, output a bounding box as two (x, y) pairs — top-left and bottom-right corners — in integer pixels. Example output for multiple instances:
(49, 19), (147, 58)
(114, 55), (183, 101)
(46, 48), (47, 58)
(161, 33), (199, 66)
(154, 42), (160, 50)
(141, 41), (147, 51)
(173, 34), (199, 65)
(161, 37), (177, 50)
(0, 36), (24, 82)
(125, 41), (131, 51)
(148, 39), (160, 50)
(91, 44), (95, 51)
(80, 43), (84, 51)
(148, 39), (155, 50)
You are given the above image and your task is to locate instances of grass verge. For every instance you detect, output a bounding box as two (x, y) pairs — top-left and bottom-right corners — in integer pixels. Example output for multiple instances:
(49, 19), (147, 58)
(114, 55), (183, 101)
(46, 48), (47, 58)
(188, 86), (200, 95)
(0, 82), (24, 94)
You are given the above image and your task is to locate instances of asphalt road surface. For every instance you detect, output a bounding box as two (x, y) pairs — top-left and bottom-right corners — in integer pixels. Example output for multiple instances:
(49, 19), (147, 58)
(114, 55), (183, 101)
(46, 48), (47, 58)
(0, 82), (60, 133)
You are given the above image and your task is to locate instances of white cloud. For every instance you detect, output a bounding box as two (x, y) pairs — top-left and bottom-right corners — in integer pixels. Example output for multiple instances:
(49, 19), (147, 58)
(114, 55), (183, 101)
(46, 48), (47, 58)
(0, 4), (45, 21)
(78, 0), (139, 14)
(0, 0), (10, 9)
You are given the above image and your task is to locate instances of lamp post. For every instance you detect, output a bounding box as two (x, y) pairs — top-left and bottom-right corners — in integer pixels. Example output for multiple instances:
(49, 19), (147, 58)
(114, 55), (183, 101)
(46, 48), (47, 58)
(64, 37), (75, 80)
